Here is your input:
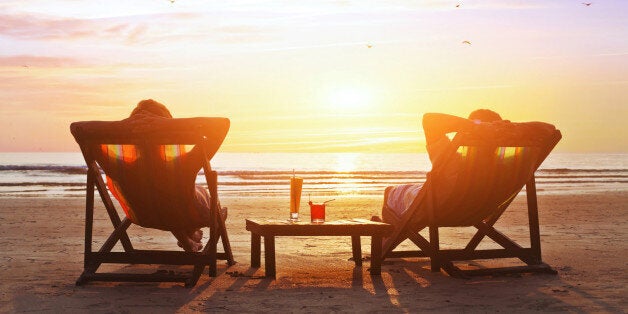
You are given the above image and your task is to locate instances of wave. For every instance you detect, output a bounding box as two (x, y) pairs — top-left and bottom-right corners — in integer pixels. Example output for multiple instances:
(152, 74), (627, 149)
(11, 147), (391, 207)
(218, 170), (426, 175)
(2, 165), (626, 175)
(4, 178), (625, 189)
(538, 168), (628, 174)
(535, 180), (628, 184)
(0, 181), (405, 188)
(0, 182), (85, 187)
(535, 175), (628, 179)
(1, 163), (626, 198)
(1, 152), (625, 197)
(0, 165), (87, 175)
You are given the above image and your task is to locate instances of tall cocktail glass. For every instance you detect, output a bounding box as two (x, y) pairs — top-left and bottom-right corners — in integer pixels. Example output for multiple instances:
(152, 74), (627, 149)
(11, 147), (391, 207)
(289, 176), (303, 221)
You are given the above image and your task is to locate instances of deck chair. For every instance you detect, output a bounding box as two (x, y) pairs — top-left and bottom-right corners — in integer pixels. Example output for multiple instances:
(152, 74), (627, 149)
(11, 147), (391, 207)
(71, 116), (235, 287)
(381, 121), (561, 277)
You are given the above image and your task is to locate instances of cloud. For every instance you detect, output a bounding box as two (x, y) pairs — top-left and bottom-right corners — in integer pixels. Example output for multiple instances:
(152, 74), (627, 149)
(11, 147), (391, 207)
(0, 55), (82, 67)
(0, 13), (89, 40)
(0, 12), (202, 44)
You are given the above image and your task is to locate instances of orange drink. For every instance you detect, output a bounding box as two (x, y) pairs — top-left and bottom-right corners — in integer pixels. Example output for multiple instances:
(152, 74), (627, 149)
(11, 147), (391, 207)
(289, 176), (303, 221)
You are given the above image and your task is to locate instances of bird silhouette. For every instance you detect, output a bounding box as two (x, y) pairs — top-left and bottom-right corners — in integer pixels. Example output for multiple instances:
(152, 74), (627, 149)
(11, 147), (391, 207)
(582, 2), (592, 6)
(462, 40), (471, 45)
(456, 4), (460, 8)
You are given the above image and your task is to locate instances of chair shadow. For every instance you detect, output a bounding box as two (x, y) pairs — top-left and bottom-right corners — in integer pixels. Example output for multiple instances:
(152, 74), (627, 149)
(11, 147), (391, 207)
(44, 255), (621, 313)
(377, 257), (622, 312)
(147, 257), (622, 312)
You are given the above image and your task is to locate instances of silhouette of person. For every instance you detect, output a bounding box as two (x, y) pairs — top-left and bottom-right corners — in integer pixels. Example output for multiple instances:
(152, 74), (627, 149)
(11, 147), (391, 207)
(101, 99), (215, 252)
(379, 109), (503, 218)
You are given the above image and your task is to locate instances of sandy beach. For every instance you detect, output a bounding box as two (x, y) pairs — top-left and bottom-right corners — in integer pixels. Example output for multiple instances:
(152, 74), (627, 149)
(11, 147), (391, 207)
(1, 191), (626, 313)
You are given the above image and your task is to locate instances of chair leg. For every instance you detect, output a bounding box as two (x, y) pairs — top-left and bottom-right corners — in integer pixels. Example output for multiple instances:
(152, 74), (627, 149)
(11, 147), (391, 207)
(84, 173), (95, 270)
(429, 226), (440, 272)
(90, 164), (133, 251)
(382, 222), (413, 259)
(221, 232), (235, 266)
(526, 177), (543, 265)
(188, 265), (204, 287)
(465, 197), (514, 251)
(219, 208), (235, 265)
(208, 228), (219, 277)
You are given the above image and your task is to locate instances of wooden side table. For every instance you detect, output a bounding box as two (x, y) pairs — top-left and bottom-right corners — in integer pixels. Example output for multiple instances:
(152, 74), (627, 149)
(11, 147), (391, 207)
(245, 218), (393, 278)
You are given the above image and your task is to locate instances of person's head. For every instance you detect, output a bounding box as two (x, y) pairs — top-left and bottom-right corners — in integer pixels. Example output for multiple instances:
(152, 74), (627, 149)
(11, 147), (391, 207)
(468, 109), (502, 123)
(130, 99), (172, 118)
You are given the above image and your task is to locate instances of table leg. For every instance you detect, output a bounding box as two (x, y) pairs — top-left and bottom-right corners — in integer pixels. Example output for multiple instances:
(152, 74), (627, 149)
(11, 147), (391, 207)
(264, 236), (276, 278)
(251, 232), (261, 268)
(370, 235), (383, 275)
(351, 235), (362, 266)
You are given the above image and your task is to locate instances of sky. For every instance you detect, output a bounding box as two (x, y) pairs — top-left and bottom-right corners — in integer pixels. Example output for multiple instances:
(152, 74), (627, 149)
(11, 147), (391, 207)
(0, 0), (626, 153)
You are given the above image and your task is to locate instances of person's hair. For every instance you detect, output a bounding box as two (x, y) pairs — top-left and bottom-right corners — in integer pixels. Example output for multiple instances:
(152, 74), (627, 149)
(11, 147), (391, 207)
(129, 99), (172, 118)
(468, 109), (502, 122)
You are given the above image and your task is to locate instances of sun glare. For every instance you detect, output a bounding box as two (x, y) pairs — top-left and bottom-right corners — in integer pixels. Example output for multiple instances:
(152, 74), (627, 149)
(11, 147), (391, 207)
(333, 153), (358, 172)
(327, 88), (371, 111)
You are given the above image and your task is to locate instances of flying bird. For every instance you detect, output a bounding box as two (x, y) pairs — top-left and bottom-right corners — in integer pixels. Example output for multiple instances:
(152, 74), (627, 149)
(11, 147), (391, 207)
(582, 2), (592, 6)
(366, 44), (373, 48)
(462, 40), (471, 45)
(456, 4), (460, 8)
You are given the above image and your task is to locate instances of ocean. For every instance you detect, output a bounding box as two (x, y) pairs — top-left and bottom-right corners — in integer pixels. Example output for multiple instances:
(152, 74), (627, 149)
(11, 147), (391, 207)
(0, 152), (626, 198)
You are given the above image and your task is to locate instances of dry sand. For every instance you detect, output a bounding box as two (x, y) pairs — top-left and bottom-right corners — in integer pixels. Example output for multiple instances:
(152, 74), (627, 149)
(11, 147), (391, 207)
(1, 191), (627, 313)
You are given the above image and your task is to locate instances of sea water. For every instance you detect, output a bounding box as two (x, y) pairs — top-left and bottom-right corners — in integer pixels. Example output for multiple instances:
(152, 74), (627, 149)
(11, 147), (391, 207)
(0, 152), (626, 198)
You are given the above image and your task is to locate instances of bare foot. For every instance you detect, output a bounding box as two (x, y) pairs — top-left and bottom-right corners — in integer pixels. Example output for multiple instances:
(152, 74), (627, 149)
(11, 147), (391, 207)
(188, 229), (203, 242)
(173, 231), (203, 252)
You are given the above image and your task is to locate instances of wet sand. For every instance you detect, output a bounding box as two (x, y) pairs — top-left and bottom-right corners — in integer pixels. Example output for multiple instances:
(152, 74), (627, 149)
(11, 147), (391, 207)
(1, 191), (626, 312)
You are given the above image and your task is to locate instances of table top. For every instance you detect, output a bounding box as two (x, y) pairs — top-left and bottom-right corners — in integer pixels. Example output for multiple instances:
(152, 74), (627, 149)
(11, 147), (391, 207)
(245, 218), (393, 236)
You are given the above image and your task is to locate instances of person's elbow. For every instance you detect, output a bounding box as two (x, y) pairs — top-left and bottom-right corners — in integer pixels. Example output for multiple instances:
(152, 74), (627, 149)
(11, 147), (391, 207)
(422, 113), (439, 131)
(422, 113), (437, 122)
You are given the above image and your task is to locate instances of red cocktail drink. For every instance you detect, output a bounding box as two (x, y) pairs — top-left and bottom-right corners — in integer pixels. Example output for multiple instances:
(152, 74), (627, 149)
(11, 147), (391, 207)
(309, 203), (325, 223)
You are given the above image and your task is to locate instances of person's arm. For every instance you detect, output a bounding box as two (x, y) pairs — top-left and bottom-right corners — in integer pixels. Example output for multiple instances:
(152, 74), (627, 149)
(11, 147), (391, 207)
(179, 145), (204, 174)
(422, 113), (475, 145)
(422, 113), (476, 162)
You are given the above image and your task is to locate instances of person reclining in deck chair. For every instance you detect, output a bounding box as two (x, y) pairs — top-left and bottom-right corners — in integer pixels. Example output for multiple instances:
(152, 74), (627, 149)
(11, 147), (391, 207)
(375, 109), (503, 220)
(103, 99), (215, 252)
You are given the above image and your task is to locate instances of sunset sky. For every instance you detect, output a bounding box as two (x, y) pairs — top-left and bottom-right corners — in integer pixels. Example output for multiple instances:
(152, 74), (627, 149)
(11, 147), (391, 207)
(1, 0), (626, 153)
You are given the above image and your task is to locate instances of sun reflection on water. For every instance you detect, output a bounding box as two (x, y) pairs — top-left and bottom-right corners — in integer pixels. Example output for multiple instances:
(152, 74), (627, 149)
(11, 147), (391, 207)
(333, 153), (359, 173)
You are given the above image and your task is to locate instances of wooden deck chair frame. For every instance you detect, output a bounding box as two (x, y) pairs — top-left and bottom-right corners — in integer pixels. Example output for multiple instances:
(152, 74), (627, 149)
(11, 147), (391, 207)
(71, 117), (235, 287)
(381, 126), (561, 277)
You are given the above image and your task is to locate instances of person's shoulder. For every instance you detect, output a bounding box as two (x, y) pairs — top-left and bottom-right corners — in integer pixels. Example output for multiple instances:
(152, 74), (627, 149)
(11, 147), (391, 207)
(502, 120), (557, 134)
(473, 120), (557, 144)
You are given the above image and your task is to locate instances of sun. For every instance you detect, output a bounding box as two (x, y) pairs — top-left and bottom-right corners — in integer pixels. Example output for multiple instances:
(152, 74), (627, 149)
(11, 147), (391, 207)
(327, 88), (372, 111)
(333, 153), (358, 172)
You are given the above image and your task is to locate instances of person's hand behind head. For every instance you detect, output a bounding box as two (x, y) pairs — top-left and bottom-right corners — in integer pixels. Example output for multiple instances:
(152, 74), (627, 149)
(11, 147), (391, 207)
(468, 109), (501, 123)
(130, 99), (172, 118)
